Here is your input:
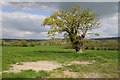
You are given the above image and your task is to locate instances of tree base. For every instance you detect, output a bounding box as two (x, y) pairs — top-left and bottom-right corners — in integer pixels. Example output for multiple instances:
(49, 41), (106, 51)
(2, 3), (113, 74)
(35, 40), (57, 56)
(76, 49), (83, 53)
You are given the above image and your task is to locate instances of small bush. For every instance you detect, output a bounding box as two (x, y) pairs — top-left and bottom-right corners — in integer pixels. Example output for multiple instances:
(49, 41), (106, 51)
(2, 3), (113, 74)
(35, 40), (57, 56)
(108, 48), (111, 50)
(30, 42), (35, 47)
(103, 48), (107, 50)
(21, 40), (27, 47)
(91, 47), (95, 50)
(87, 47), (93, 50)
(63, 43), (72, 49)
(115, 48), (118, 50)
(96, 47), (101, 50)
(85, 47), (89, 50)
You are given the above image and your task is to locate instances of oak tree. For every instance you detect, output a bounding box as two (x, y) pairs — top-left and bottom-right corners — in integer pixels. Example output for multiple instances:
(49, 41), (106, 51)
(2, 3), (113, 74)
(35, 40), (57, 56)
(42, 4), (100, 53)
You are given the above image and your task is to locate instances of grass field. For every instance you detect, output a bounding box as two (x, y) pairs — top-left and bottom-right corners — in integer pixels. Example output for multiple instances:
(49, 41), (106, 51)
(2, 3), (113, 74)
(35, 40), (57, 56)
(2, 46), (118, 78)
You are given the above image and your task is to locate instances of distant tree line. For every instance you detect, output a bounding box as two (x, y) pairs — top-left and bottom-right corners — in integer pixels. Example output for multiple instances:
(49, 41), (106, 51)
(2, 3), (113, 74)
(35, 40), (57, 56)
(0, 40), (34, 47)
(64, 39), (118, 51)
(0, 39), (63, 47)
(0, 39), (118, 50)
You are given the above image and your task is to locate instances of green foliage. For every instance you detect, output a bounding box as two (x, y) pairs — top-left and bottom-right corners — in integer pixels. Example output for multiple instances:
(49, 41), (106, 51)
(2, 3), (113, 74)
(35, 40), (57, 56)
(1, 40), (6, 46)
(13, 40), (20, 46)
(3, 70), (49, 78)
(42, 4), (100, 52)
(1, 39), (118, 51)
(0, 40), (2, 45)
(30, 42), (35, 47)
(21, 40), (28, 47)
(63, 42), (72, 49)
(84, 40), (118, 50)
(42, 4), (100, 39)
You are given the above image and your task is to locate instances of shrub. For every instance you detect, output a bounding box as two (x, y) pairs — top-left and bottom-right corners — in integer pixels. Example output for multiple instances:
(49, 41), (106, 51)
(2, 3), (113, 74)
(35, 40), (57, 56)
(2, 40), (6, 46)
(91, 47), (95, 50)
(108, 48), (111, 50)
(21, 40), (27, 47)
(115, 48), (118, 50)
(103, 48), (107, 50)
(96, 47), (101, 50)
(30, 42), (35, 47)
(13, 40), (20, 46)
(85, 47), (89, 50)
(63, 43), (72, 49)
(87, 47), (94, 50)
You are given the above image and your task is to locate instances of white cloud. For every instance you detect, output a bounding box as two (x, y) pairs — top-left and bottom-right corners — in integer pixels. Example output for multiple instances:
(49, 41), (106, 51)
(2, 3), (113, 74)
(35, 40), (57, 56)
(2, 11), (118, 39)
(24, 31), (32, 35)
(3, 0), (119, 2)
(90, 13), (118, 38)
(2, 2), (58, 12)
(2, 2), (118, 18)
(22, 32), (50, 39)
(1, 2), (118, 39)
(2, 11), (51, 39)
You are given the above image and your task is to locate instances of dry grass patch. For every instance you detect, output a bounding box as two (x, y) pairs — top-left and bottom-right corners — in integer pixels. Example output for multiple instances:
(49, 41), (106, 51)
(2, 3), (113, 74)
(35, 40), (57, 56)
(3, 60), (96, 75)
(3, 61), (62, 73)
(67, 60), (96, 66)
(63, 70), (80, 78)
(84, 72), (102, 78)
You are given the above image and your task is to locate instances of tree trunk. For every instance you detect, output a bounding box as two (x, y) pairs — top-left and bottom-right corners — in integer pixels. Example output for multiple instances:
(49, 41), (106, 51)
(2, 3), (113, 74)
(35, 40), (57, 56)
(77, 48), (83, 53)
(72, 35), (85, 53)
(73, 41), (84, 53)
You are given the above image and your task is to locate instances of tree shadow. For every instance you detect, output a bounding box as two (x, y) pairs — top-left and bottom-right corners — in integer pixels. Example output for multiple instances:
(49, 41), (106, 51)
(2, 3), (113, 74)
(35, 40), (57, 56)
(34, 51), (73, 53)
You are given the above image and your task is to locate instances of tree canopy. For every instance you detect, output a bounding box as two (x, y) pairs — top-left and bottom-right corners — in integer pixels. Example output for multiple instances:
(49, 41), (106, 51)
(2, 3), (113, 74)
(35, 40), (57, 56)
(42, 4), (100, 52)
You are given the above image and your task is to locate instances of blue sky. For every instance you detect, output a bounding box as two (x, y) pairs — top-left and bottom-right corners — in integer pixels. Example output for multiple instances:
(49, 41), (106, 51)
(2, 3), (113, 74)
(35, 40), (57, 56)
(2, 7), (52, 17)
(1, 2), (118, 39)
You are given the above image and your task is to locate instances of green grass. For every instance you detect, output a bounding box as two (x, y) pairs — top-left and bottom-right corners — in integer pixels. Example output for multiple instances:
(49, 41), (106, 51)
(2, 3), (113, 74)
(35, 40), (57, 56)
(2, 46), (118, 78)
(0, 46), (2, 79)
(2, 70), (49, 78)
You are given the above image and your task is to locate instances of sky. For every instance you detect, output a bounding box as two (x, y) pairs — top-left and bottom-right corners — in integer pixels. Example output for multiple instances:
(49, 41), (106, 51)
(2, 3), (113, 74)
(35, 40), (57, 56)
(1, 2), (118, 39)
